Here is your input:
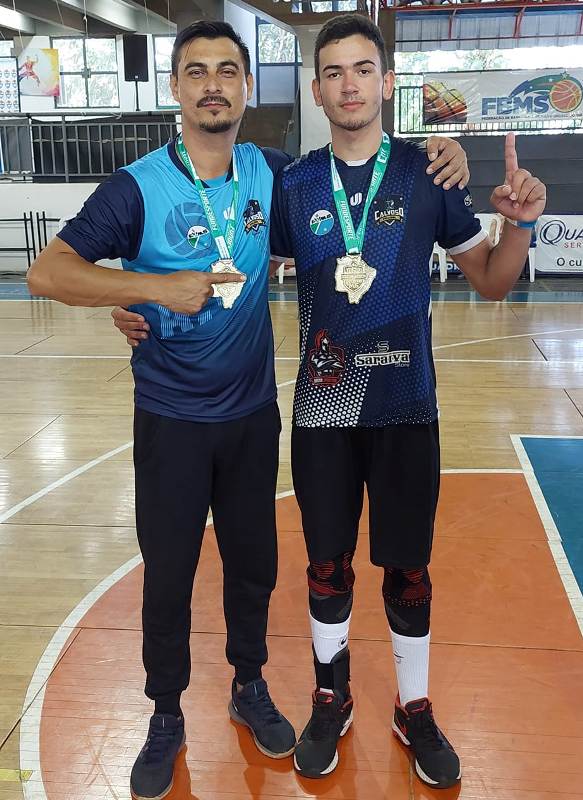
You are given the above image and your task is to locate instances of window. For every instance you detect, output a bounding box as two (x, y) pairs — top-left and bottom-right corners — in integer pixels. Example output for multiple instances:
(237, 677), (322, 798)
(257, 21), (301, 105)
(52, 37), (119, 108)
(154, 36), (178, 109)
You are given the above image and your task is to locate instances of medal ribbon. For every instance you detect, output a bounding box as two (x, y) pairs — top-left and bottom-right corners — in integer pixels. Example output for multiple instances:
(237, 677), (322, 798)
(329, 132), (391, 255)
(176, 134), (238, 261)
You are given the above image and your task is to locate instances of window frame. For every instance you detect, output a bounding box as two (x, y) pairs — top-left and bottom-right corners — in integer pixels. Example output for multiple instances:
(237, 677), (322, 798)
(50, 35), (119, 110)
(153, 34), (179, 110)
(256, 19), (301, 107)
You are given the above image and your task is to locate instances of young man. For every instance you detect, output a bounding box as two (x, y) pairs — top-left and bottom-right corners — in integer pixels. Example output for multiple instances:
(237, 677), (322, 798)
(265, 14), (545, 790)
(44, 18), (464, 800)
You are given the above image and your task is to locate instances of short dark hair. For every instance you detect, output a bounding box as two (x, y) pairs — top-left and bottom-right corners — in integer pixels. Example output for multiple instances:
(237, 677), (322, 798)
(314, 14), (388, 79)
(171, 20), (251, 77)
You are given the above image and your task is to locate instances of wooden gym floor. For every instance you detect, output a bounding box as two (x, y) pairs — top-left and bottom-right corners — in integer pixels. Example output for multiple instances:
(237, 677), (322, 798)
(0, 278), (582, 800)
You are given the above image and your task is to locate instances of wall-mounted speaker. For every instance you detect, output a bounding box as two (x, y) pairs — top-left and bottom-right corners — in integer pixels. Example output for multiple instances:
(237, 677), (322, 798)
(123, 34), (149, 82)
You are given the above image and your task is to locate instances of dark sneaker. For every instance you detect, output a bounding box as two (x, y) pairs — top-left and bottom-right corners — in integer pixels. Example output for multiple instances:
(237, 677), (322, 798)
(130, 713), (186, 800)
(392, 696), (461, 789)
(228, 678), (296, 758)
(293, 688), (354, 778)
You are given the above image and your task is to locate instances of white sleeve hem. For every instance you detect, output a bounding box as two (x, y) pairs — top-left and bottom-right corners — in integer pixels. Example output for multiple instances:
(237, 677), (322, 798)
(447, 228), (488, 256)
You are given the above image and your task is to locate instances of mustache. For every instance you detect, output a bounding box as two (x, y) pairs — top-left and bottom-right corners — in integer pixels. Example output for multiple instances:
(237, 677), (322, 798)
(197, 96), (231, 108)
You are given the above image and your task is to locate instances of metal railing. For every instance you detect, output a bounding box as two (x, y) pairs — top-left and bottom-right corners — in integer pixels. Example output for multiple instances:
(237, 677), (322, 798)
(0, 212), (58, 268)
(0, 113), (179, 182)
(395, 73), (583, 136)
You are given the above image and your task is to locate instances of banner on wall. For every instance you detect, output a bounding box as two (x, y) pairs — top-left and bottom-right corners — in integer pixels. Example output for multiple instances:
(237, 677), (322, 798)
(535, 215), (583, 273)
(17, 46), (60, 97)
(423, 69), (583, 124)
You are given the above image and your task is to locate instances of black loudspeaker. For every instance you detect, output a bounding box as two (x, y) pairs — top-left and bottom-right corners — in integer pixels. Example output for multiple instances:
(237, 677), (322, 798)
(123, 34), (149, 82)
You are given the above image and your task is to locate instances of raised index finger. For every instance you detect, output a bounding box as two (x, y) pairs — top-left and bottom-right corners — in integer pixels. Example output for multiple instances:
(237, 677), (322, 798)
(505, 132), (518, 182)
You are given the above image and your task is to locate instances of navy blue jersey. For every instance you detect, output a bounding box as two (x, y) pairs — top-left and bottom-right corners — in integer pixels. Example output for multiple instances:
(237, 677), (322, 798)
(270, 136), (485, 427)
(58, 138), (291, 423)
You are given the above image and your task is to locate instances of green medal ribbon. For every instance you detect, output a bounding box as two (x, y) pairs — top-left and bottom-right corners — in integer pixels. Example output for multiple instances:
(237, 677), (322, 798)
(176, 134), (239, 260)
(329, 132), (391, 255)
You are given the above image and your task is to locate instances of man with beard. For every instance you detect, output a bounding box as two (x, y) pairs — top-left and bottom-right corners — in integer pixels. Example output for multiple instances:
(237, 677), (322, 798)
(27, 22), (296, 800)
(30, 17), (469, 800)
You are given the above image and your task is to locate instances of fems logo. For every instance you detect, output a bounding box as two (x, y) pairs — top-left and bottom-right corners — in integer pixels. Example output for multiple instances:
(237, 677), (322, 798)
(310, 209), (334, 237)
(482, 72), (583, 118)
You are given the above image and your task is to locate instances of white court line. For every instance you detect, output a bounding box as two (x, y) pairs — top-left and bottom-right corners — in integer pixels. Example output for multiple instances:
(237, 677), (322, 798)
(435, 359), (583, 366)
(433, 327), (583, 352)
(3, 325), (583, 362)
(511, 434), (583, 638)
(0, 441), (133, 525)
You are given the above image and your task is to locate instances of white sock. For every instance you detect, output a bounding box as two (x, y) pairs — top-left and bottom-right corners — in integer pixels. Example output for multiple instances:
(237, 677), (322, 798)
(309, 612), (351, 667)
(390, 629), (430, 707)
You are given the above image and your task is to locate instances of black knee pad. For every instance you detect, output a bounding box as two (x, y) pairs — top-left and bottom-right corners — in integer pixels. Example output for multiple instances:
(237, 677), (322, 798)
(383, 567), (432, 637)
(307, 551), (355, 624)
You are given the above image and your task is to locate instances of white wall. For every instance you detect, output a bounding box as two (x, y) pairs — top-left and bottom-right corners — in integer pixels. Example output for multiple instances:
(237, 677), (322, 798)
(224, 0), (257, 107)
(0, 182), (98, 272)
(294, 25), (330, 154)
(299, 66), (329, 154)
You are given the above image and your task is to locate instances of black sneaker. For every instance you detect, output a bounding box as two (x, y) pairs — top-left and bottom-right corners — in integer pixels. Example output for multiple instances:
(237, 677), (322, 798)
(392, 696), (461, 789)
(228, 678), (296, 758)
(293, 688), (354, 778)
(130, 713), (186, 800)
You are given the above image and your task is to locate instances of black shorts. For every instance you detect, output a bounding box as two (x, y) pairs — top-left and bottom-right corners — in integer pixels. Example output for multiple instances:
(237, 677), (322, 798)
(291, 421), (440, 569)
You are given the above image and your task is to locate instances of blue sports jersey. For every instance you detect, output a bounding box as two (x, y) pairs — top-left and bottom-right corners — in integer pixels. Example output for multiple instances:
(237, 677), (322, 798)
(58, 139), (291, 422)
(270, 136), (486, 428)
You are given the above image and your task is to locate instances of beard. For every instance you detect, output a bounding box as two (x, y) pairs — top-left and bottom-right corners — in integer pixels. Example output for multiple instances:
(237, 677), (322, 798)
(198, 117), (236, 134)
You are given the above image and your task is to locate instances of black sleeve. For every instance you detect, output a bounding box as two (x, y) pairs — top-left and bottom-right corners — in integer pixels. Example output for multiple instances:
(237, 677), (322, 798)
(261, 147), (294, 178)
(56, 170), (144, 263)
(269, 168), (294, 259)
(436, 185), (484, 253)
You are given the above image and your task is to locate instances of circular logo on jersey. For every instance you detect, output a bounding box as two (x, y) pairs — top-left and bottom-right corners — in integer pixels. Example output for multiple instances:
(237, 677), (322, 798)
(310, 209), (334, 237)
(165, 203), (213, 258)
(186, 225), (210, 250)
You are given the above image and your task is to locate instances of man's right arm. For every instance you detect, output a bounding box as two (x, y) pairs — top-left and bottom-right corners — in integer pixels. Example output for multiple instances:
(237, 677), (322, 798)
(28, 237), (164, 308)
(27, 172), (243, 314)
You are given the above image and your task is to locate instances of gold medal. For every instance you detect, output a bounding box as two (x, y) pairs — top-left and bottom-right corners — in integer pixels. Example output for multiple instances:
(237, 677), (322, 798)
(335, 253), (376, 304)
(210, 259), (244, 310)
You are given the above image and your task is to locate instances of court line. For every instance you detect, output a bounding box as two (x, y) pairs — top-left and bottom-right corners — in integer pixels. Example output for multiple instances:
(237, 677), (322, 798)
(0, 442), (133, 525)
(433, 327), (583, 352)
(2, 325), (583, 362)
(17, 467), (524, 800)
(511, 435), (583, 638)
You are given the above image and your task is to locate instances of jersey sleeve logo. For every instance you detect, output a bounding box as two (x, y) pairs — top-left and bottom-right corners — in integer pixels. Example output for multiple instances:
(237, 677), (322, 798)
(308, 329), (345, 386)
(243, 199), (266, 235)
(310, 209), (335, 237)
(374, 195), (405, 226)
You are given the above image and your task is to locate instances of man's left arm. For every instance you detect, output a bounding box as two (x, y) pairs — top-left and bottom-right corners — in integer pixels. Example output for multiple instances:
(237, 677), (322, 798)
(439, 133), (546, 300)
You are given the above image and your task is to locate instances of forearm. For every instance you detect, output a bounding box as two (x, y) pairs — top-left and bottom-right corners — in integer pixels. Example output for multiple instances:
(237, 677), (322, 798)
(28, 246), (161, 308)
(482, 221), (531, 300)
